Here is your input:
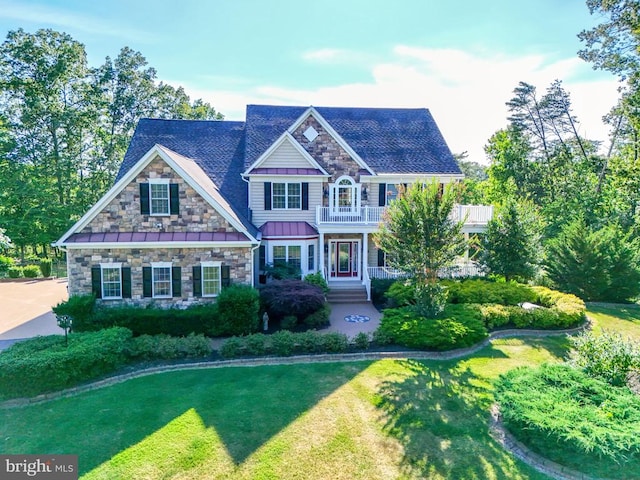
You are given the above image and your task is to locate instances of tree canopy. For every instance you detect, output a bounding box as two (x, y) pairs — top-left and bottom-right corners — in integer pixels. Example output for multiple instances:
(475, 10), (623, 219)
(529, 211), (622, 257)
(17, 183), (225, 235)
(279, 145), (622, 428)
(0, 29), (223, 256)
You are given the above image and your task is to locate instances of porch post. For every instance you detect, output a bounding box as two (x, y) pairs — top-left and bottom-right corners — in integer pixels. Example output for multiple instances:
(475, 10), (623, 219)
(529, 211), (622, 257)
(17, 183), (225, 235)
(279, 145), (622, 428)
(319, 232), (325, 279)
(464, 232), (470, 261)
(362, 232), (368, 281)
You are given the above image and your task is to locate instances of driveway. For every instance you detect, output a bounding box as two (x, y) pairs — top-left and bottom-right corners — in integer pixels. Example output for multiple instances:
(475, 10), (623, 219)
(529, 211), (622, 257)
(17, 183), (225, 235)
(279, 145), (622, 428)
(0, 278), (68, 347)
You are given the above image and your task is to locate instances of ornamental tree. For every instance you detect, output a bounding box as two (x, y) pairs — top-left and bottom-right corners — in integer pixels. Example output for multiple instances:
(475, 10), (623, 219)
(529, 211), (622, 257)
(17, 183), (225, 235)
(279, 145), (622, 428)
(373, 181), (467, 317)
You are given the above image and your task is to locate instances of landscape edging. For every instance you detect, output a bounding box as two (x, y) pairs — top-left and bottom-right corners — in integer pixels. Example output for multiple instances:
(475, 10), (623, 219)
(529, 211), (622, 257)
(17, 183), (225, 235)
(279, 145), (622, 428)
(0, 319), (590, 409)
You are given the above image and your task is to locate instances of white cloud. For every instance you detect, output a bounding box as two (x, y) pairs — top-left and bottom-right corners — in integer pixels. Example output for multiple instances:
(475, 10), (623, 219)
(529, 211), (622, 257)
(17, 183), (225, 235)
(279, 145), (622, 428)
(0, 0), (156, 42)
(176, 46), (621, 164)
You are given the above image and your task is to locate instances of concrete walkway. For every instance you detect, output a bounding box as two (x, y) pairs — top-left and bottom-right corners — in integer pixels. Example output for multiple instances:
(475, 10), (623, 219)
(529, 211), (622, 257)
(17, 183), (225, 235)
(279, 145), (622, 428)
(0, 278), (67, 349)
(325, 302), (381, 338)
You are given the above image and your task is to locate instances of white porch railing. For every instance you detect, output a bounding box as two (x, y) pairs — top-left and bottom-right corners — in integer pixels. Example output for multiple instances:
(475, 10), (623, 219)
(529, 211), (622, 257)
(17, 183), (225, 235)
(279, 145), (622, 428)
(316, 206), (384, 225)
(451, 205), (494, 224)
(367, 263), (484, 280)
(316, 204), (493, 226)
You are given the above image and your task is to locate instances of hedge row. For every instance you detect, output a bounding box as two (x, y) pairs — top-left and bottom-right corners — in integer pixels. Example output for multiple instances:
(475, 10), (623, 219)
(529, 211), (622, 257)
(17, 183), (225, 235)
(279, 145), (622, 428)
(378, 285), (586, 351)
(220, 330), (350, 358)
(0, 328), (212, 399)
(54, 285), (261, 337)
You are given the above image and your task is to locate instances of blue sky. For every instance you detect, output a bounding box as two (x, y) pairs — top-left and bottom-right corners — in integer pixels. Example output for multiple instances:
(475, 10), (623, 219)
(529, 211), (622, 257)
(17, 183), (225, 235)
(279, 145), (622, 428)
(0, 0), (620, 163)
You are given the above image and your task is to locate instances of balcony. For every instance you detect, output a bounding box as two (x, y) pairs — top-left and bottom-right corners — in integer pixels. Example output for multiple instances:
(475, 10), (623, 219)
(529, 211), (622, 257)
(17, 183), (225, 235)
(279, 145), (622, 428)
(316, 204), (493, 229)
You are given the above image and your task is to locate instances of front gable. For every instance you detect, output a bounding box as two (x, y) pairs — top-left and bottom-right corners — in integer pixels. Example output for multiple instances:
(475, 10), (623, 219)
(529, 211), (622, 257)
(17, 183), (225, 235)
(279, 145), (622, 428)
(55, 145), (257, 247)
(244, 132), (328, 176)
(289, 109), (375, 182)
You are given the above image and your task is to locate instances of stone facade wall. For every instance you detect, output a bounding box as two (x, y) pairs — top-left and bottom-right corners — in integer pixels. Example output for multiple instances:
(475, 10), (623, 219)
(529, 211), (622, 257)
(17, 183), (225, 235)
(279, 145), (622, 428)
(292, 115), (372, 208)
(68, 246), (252, 307)
(81, 156), (237, 234)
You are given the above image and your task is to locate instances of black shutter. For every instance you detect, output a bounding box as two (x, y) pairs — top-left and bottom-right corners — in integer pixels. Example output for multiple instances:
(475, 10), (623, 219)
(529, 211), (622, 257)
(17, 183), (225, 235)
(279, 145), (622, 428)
(192, 266), (202, 297)
(169, 183), (179, 214)
(379, 183), (386, 206)
(264, 182), (272, 210)
(378, 249), (385, 267)
(301, 182), (309, 210)
(122, 267), (132, 298)
(259, 245), (266, 270)
(221, 265), (231, 287)
(172, 266), (182, 297)
(91, 266), (102, 299)
(142, 267), (152, 297)
(140, 183), (150, 215)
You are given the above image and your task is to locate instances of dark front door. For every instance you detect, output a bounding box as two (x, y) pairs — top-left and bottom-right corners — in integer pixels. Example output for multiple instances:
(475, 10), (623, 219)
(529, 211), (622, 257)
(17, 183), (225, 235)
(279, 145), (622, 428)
(336, 242), (353, 277)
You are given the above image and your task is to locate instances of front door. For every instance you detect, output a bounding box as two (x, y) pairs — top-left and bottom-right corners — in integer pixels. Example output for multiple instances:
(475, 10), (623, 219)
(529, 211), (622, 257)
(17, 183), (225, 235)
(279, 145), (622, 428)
(332, 241), (359, 278)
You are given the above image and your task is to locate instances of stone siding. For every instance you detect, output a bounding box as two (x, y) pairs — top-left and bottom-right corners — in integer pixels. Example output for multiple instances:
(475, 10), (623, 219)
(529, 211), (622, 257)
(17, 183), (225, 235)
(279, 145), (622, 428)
(68, 247), (252, 307)
(292, 115), (372, 207)
(81, 156), (237, 234)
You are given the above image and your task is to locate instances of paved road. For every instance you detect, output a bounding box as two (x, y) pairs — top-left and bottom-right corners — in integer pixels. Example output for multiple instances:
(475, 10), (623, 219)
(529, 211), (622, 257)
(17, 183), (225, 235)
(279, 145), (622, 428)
(0, 278), (68, 347)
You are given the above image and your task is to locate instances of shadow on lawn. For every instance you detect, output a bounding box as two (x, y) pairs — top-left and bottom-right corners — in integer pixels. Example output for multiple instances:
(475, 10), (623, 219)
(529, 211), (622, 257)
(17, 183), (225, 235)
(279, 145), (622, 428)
(375, 359), (540, 480)
(588, 303), (640, 322)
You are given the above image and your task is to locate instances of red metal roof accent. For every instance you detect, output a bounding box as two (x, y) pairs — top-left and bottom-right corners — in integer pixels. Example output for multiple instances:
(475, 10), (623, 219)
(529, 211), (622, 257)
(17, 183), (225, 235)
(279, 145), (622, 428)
(259, 221), (318, 239)
(65, 231), (251, 243)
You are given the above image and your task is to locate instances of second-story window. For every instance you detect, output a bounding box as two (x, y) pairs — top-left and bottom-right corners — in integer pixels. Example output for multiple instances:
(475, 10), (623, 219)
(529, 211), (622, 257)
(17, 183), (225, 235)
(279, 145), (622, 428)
(272, 183), (301, 209)
(150, 183), (170, 215)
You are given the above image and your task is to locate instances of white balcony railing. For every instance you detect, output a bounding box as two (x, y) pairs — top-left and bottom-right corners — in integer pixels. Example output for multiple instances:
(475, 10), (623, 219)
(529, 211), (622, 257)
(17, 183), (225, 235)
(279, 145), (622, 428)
(316, 204), (493, 226)
(316, 206), (385, 225)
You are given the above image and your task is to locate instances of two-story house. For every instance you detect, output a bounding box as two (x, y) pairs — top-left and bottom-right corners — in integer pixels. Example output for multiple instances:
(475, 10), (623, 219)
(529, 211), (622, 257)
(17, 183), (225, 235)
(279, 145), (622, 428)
(54, 105), (492, 305)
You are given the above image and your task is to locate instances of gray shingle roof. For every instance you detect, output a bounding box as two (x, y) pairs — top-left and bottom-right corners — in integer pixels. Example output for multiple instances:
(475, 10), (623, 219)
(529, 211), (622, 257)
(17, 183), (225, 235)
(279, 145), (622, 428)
(115, 106), (461, 233)
(244, 105), (461, 175)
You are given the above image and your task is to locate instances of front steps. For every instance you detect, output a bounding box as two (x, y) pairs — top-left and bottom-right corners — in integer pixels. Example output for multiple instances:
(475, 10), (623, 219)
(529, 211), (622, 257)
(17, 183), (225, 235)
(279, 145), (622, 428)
(326, 282), (369, 303)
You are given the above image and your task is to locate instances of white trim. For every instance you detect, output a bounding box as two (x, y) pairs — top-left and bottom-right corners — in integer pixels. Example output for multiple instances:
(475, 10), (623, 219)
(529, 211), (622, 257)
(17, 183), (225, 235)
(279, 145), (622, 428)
(330, 175), (360, 215)
(243, 132), (329, 176)
(151, 263), (172, 298)
(271, 181), (301, 210)
(287, 107), (375, 176)
(151, 261), (173, 268)
(64, 241), (255, 249)
(54, 144), (259, 247)
(328, 238), (362, 280)
(246, 174), (329, 180)
(148, 180), (170, 216)
(148, 178), (170, 184)
(201, 261), (222, 297)
(100, 263), (123, 300)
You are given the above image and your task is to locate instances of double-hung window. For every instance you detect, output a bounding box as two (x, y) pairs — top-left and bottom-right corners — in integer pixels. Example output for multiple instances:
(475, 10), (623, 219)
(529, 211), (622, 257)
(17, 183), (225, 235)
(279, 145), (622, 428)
(272, 183), (301, 209)
(152, 262), (172, 298)
(101, 263), (122, 299)
(201, 261), (222, 297)
(149, 179), (170, 215)
(386, 184), (399, 205)
(272, 245), (301, 270)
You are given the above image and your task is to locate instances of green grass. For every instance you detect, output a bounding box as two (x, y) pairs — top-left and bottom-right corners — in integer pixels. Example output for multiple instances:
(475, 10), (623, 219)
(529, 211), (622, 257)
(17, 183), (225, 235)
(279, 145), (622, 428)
(0, 305), (637, 479)
(587, 303), (640, 341)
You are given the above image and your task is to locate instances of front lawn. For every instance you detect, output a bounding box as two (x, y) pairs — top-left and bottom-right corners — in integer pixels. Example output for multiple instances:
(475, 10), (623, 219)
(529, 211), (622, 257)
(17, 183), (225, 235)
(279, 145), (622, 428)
(1, 304), (637, 479)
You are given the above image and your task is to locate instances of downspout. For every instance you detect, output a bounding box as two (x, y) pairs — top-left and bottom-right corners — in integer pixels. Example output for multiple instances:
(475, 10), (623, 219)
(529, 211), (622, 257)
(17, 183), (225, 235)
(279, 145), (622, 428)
(250, 233), (262, 288)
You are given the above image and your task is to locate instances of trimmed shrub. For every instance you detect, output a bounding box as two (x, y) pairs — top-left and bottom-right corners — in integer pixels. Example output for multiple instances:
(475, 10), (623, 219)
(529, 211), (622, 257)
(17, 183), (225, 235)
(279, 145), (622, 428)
(126, 333), (211, 360)
(569, 330), (640, 387)
(353, 332), (370, 350)
(443, 279), (536, 305)
(479, 304), (512, 329)
(214, 285), (260, 336)
(295, 331), (326, 354)
(39, 258), (52, 277)
(385, 279), (417, 308)
(377, 304), (487, 350)
(7, 266), (22, 278)
(0, 255), (14, 273)
(52, 295), (96, 331)
(371, 278), (396, 307)
(271, 330), (296, 356)
(303, 272), (329, 294)
(303, 303), (331, 328)
(0, 327), (132, 398)
(219, 337), (243, 359)
(22, 265), (40, 278)
(260, 279), (326, 321)
(495, 364), (640, 465)
(530, 286), (585, 326)
(322, 332), (349, 353)
(243, 333), (269, 356)
(281, 315), (298, 330)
